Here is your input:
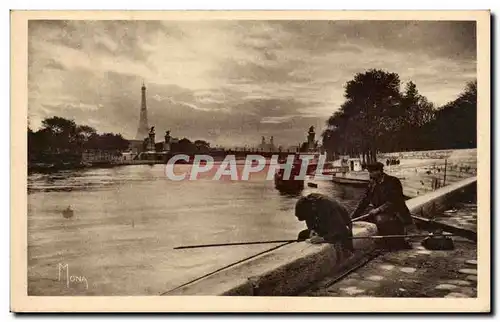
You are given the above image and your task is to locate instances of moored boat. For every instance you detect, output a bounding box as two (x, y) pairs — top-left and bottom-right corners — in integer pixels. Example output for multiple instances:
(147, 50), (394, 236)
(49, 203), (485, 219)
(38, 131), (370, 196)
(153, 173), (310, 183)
(274, 155), (305, 192)
(330, 175), (370, 186)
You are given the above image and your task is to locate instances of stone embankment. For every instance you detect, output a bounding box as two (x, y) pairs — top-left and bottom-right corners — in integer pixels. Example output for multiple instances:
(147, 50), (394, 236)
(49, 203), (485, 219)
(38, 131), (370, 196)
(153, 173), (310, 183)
(165, 177), (477, 296)
(301, 199), (478, 298)
(330, 149), (476, 198)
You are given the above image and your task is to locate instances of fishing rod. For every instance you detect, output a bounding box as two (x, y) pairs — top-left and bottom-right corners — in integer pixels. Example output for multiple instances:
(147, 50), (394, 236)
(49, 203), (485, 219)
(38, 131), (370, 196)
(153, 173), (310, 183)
(173, 212), (376, 249)
(162, 241), (295, 295)
(354, 213), (477, 242)
(411, 214), (477, 242)
(172, 213), (378, 249)
(173, 232), (465, 250)
(351, 213), (372, 222)
(172, 213), (373, 250)
(174, 239), (299, 250)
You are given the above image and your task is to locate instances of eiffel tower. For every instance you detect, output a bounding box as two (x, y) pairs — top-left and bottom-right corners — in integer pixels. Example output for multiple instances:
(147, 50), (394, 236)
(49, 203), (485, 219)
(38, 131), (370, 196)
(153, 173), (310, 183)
(135, 81), (149, 140)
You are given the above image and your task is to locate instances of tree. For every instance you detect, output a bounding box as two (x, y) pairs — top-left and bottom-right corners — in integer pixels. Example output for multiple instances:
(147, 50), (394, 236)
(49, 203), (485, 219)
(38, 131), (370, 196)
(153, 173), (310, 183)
(424, 80), (477, 149)
(28, 116), (132, 167)
(323, 107), (362, 157)
(28, 126), (37, 162)
(74, 125), (97, 151)
(39, 116), (79, 152)
(41, 116), (77, 135)
(172, 138), (196, 153)
(194, 139), (211, 152)
(323, 72), (476, 158)
(87, 132), (129, 151)
(77, 125), (97, 141)
(398, 81), (436, 151)
(323, 69), (402, 162)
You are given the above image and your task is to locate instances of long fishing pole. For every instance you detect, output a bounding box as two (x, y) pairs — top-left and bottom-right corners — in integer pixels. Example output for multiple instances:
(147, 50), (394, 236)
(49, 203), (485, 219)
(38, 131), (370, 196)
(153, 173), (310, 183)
(167, 212), (373, 294)
(161, 241), (295, 295)
(351, 213), (372, 222)
(355, 213), (477, 242)
(173, 232), (464, 250)
(174, 239), (298, 250)
(174, 212), (376, 250)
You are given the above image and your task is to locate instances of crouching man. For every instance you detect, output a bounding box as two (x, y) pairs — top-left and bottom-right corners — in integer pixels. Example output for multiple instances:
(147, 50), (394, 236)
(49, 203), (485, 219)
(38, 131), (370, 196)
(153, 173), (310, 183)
(295, 193), (354, 253)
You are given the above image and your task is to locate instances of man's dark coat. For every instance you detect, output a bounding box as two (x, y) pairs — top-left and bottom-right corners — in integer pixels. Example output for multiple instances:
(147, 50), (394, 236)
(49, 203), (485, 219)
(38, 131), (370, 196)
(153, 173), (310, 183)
(351, 173), (413, 225)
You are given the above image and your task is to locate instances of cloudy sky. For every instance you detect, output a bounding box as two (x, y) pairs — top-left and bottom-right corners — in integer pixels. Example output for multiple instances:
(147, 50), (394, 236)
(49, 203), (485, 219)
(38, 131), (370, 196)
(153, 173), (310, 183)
(28, 20), (476, 148)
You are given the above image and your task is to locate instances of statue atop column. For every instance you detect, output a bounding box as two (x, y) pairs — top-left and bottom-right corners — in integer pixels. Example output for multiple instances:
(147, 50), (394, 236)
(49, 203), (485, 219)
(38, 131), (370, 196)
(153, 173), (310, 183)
(148, 126), (156, 151)
(164, 130), (171, 152)
(307, 126), (316, 152)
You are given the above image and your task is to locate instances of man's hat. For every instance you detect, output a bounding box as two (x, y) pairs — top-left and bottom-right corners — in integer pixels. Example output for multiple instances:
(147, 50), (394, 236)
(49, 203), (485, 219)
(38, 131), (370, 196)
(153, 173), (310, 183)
(366, 162), (384, 171)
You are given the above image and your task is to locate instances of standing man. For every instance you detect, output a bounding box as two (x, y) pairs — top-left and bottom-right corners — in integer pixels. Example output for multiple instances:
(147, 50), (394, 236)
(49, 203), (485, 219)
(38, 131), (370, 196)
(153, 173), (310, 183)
(295, 193), (354, 253)
(350, 162), (414, 250)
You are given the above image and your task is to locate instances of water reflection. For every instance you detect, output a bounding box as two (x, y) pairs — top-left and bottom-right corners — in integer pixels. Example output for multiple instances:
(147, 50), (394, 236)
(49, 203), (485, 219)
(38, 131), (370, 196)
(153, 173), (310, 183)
(278, 190), (303, 198)
(27, 164), (364, 295)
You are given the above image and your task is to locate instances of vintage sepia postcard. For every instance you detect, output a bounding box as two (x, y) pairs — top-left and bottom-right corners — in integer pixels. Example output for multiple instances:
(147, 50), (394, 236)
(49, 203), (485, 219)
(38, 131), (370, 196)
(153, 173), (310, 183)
(11, 10), (490, 313)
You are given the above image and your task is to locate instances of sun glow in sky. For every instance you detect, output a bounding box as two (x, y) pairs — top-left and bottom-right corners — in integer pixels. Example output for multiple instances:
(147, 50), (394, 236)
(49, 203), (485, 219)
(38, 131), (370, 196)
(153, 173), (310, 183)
(28, 20), (476, 147)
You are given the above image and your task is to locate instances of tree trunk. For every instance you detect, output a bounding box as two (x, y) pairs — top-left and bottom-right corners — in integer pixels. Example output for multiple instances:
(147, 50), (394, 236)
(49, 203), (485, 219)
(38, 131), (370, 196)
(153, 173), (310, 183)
(370, 137), (377, 163)
(366, 149), (373, 163)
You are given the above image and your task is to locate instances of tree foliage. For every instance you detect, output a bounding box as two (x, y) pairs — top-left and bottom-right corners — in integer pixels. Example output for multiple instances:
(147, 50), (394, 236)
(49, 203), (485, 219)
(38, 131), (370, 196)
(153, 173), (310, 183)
(322, 69), (476, 160)
(419, 81), (477, 150)
(170, 138), (212, 153)
(28, 117), (130, 163)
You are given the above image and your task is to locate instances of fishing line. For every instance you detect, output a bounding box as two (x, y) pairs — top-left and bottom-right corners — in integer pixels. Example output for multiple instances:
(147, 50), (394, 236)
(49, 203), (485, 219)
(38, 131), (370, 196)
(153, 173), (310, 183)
(160, 241), (296, 295)
(174, 239), (298, 249)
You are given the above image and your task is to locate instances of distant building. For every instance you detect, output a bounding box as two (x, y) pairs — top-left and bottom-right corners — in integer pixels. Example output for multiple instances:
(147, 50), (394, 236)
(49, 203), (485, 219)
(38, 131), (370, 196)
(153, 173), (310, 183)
(258, 136), (278, 152)
(82, 150), (123, 163)
(128, 140), (144, 154)
(121, 151), (137, 161)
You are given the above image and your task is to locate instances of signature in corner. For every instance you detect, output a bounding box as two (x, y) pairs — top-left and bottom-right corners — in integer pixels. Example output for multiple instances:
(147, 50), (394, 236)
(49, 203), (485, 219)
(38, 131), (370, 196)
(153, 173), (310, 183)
(57, 263), (89, 290)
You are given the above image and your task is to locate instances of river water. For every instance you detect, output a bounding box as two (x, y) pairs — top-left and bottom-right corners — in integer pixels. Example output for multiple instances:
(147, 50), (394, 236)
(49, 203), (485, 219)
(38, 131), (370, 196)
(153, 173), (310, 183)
(27, 163), (364, 295)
